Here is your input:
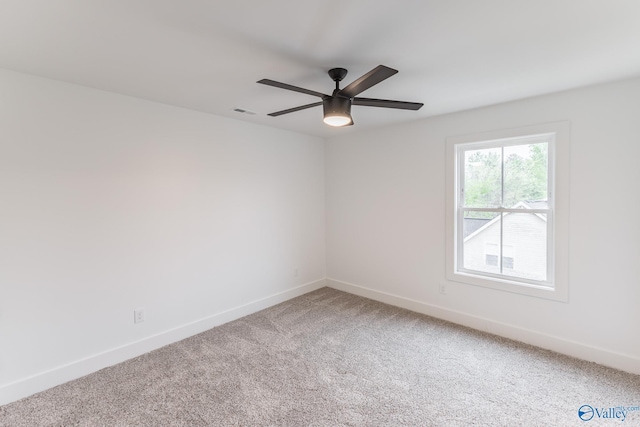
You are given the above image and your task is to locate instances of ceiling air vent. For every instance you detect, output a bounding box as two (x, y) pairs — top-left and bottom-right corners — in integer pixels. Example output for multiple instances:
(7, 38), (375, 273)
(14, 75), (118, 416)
(233, 108), (257, 115)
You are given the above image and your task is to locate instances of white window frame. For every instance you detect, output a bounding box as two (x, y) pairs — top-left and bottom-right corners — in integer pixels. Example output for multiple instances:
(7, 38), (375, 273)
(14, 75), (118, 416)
(445, 122), (570, 302)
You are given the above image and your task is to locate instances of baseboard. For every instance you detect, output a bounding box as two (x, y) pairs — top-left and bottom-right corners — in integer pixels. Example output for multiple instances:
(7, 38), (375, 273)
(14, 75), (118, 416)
(326, 278), (640, 376)
(0, 278), (326, 406)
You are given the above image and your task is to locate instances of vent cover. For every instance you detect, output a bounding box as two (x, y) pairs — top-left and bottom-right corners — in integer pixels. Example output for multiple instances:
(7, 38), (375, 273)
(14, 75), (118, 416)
(233, 108), (257, 115)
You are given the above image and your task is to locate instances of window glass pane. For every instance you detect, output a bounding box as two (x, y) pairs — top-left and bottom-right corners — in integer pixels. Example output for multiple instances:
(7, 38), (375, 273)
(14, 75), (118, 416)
(502, 245), (514, 269)
(503, 143), (548, 208)
(462, 211), (500, 274)
(501, 213), (547, 282)
(502, 256), (514, 269)
(463, 147), (501, 208)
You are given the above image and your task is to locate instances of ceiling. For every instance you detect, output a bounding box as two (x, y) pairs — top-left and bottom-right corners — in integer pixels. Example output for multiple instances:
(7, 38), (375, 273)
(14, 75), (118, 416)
(2, 0), (640, 138)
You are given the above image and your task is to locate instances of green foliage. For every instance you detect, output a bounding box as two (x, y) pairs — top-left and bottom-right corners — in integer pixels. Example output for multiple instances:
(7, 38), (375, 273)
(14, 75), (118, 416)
(464, 143), (547, 211)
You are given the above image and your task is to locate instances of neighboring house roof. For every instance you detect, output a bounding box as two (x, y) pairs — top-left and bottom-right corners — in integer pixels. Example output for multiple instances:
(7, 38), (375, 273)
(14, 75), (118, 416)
(463, 200), (548, 242)
(463, 218), (491, 238)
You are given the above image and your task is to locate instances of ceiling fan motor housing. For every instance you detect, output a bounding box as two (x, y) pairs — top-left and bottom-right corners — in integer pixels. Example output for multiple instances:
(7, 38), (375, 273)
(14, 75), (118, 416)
(323, 96), (352, 126)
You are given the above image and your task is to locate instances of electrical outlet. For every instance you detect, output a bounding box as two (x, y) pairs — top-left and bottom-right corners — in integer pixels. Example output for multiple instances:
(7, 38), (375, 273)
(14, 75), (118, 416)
(439, 282), (447, 295)
(134, 308), (145, 324)
(293, 268), (299, 277)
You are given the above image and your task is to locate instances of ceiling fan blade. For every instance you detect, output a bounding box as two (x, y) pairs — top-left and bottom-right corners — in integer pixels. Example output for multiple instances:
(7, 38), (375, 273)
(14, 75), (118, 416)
(267, 101), (323, 117)
(257, 79), (328, 98)
(353, 97), (423, 110)
(338, 65), (398, 98)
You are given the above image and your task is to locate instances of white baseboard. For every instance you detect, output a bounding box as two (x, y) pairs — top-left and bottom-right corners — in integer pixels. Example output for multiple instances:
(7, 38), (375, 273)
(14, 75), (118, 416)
(0, 279), (326, 406)
(326, 278), (640, 376)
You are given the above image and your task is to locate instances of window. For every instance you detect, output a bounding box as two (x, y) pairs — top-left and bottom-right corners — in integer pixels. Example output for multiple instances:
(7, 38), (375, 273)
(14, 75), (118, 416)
(485, 243), (513, 269)
(445, 122), (570, 301)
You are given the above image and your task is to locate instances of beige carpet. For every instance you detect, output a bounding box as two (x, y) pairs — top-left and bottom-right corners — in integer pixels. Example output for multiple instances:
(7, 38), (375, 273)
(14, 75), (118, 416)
(1, 287), (639, 426)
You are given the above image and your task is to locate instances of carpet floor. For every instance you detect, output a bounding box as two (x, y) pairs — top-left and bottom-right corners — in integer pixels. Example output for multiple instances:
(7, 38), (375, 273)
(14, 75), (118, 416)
(1, 287), (639, 426)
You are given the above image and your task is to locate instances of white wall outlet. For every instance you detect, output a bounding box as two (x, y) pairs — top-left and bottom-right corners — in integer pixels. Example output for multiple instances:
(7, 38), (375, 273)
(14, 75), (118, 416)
(439, 282), (447, 295)
(134, 308), (145, 324)
(293, 268), (299, 277)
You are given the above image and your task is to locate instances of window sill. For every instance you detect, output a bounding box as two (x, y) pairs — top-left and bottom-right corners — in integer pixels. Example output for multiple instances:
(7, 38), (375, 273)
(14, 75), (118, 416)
(447, 270), (568, 302)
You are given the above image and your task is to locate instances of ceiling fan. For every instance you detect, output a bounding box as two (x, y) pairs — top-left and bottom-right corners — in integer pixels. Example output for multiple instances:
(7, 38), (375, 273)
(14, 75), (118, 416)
(257, 65), (423, 127)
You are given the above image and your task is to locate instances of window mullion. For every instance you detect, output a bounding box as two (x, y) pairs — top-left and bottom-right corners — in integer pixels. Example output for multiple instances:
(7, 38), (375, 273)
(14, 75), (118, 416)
(464, 207), (549, 214)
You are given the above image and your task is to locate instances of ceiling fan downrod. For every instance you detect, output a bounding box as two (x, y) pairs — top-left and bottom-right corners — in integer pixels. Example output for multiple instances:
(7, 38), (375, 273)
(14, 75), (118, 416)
(328, 68), (348, 93)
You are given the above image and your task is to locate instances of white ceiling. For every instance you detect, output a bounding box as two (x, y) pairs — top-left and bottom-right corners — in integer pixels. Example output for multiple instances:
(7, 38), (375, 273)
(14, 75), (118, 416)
(2, 0), (640, 138)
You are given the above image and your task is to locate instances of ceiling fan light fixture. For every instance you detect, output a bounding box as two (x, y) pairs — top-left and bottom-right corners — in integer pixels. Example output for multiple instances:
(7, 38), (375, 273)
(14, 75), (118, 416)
(323, 115), (351, 127)
(323, 96), (352, 127)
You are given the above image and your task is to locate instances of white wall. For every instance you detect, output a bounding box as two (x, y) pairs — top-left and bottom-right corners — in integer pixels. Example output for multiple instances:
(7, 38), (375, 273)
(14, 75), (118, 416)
(326, 76), (640, 373)
(0, 69), (326, 404)
(2, 67), (639, 406)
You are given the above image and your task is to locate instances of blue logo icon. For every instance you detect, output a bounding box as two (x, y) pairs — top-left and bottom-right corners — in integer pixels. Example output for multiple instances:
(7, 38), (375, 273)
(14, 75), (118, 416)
(579, 405), (595, 421)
